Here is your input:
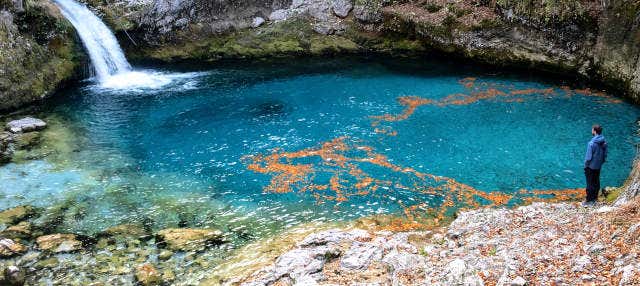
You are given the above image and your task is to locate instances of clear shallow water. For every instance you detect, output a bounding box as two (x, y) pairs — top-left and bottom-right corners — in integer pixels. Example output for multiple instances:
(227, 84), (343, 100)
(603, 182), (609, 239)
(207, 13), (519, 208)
(2, 58), (640, 242)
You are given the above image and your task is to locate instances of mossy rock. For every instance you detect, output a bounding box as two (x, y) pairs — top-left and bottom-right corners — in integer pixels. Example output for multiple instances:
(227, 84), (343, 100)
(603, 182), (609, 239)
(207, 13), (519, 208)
(0, 205), (37, 225)
(156, 228), (224, 252)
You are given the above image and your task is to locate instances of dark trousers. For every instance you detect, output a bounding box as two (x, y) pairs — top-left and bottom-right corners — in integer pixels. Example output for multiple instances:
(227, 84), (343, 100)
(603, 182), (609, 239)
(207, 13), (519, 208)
(584, 167), (601, 202)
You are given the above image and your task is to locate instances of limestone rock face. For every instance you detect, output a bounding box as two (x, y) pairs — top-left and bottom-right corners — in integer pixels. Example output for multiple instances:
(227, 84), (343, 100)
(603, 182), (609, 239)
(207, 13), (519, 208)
(36, 233), (82, 253)
(6, 118), (47, 133)
(156, 228), (223, 251)
(331, 0), (352, 18)
(353, 0), (384, 23)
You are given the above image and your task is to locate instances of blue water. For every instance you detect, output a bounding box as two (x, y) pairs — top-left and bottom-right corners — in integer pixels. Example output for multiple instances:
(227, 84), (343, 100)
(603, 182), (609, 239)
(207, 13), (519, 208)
(2, 58), (639, 240)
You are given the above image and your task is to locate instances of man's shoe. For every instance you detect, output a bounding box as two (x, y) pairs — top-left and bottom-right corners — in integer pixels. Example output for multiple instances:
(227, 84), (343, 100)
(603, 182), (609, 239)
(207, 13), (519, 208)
(582, 201), (596, 207)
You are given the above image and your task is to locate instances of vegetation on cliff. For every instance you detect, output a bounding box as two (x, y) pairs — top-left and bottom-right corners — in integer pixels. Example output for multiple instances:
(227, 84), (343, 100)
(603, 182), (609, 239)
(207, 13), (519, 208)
(0, 0), (83, 111)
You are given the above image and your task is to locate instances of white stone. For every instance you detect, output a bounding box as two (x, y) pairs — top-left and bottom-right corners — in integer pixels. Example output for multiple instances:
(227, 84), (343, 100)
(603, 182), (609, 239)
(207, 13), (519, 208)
(6, 117), (46, 133)
(340, 242), (382, 270)
(269, 9), (289, 21)
(251, 17), (265, 28)
(511, 276), (527, 286)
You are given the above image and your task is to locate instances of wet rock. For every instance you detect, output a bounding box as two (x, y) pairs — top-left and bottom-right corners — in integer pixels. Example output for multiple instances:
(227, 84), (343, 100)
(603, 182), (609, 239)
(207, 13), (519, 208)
(13, 132), (40, 150)
(156, 228), (223, 251)
(135, 263), (162, 286)
(331, 0), (352, 18)
(0, 205), (37, 225)
(0, 239), (27, 257)
(340, 241), (382, 270)
(0, 132), (13, 163)
(0, 221), (32, 240)
(101, 224), (148, 238)
(36, 233), (82, 253)
(158, 249), (174, 260)
(4, 265), (25, 286)
(6, 117), (46, 133)
(34, 257), (59, 269)
(252, 17), (265, 28)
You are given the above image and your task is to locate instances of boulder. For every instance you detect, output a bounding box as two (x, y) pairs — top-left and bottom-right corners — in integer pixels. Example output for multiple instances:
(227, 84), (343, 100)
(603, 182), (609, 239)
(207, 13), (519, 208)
(0, 238), (27, 257)
(101, 224), (148, 238)
(340, 241), (382, 270)
(274, 245), (340, 280)
(331, 0), (352, 18)
(6, 117), (46, 133)
(156, 228), (223, 251)
(0, 221), (33, 239)
(135, 263), (162, 286)
(36, 233), (82, 253)
(251, 17), (265, 28)
(0, 205), (37, 225)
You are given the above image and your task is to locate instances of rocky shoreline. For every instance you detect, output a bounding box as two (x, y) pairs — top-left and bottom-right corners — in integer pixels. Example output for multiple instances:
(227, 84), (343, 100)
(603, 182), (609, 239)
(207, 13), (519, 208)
(0, 194), (637, 285)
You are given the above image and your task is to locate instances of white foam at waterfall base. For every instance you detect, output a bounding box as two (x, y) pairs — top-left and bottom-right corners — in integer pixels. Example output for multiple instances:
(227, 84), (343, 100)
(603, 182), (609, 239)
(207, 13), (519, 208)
(54, 0), (200, 90)
(97, 70), (209, 91)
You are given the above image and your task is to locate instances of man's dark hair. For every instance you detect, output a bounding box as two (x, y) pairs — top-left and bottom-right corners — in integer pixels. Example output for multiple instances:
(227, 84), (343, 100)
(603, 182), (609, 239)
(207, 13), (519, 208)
(593, 124), (603, 134)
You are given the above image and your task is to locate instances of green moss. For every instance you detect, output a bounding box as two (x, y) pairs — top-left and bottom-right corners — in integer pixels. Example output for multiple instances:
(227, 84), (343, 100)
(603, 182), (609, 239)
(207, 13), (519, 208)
(605, 187), (623, 203)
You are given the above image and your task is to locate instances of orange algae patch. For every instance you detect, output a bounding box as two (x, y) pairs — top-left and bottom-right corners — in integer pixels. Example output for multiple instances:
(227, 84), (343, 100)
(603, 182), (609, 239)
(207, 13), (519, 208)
(370, 96), (433, 125)
(459, 77), (477, 88)
(243, 136), (572, 229)
(519, 188), (586, 204)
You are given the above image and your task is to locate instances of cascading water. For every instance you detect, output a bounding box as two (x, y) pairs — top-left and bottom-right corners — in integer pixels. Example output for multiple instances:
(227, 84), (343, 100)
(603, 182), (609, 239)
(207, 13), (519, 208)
(53, 0), (202, 89)
(53, 0), (131, 80)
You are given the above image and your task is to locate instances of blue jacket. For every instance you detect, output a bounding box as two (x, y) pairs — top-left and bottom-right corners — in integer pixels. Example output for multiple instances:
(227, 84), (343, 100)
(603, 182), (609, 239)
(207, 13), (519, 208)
(585, 134), (607, 170)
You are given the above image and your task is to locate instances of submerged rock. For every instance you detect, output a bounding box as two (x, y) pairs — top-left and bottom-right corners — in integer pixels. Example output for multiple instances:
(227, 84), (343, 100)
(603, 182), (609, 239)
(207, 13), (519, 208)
(135, 264), (162, 286)
(0, 238), (27, 257)
(156, 228), (223, 251)
(6, 118), (47, 133)
(13, 132), (41, 150)
(101, 224), (148, 238)
(36, 233), (82, 253)
(0, 222), (33, 240)
(0, 205), (37, 226)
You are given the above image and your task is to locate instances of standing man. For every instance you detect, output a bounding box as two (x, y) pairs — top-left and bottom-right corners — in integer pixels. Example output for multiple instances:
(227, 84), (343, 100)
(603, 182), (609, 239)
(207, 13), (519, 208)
(584, 124), (607, 205)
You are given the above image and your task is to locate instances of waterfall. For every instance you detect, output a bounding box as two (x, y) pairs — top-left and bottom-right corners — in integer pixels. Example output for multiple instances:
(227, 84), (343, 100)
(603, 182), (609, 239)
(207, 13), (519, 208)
(53, 0), (131, 81)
